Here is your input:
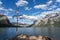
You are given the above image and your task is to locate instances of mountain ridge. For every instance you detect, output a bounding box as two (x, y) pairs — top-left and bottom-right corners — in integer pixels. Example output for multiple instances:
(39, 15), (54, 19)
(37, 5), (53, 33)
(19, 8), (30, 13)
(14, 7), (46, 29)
(32, 13), (60, 27)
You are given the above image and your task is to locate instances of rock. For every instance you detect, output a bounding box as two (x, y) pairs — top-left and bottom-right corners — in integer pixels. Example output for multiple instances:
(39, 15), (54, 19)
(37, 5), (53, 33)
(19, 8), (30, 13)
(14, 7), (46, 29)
(12, 34), (54, 40)
(37, 36), (43, 40)
(17, 34), (27, 40)
(38, 36), (54, 40)
(28, 35), (53, 40)
(29, 36), (37, 40)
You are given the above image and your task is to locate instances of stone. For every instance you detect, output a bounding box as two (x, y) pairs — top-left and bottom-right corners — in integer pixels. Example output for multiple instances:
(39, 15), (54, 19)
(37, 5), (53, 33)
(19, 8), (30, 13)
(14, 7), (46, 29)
(29, 36), (37, 40)
(17, 34), (27, 40)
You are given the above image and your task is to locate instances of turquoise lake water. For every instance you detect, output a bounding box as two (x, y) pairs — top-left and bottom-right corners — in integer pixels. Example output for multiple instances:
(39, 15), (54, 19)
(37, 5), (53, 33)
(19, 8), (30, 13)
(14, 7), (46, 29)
(0, 27), (60, 40)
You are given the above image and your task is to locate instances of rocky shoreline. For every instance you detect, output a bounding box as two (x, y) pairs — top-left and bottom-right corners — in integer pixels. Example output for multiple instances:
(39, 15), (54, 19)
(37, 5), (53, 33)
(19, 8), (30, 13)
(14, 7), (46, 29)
(9, 34), (55, 40)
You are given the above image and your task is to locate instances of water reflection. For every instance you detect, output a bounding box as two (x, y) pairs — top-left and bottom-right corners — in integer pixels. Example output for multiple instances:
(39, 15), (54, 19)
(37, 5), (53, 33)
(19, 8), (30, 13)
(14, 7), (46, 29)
(0, 27), (60, 40)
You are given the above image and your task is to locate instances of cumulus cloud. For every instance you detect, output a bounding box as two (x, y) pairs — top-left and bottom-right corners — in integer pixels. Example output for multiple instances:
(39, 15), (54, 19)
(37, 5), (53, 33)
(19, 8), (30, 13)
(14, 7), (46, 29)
(55, 8), (60, 12)
(34, 1), (57, 11)
(32, 10), (58, 19)
(7, 16), (12, 19)
(0, 1), (15, 20)
(0, 7), (4, 10)
(50, 5), (57, 8)
(19, 14), (38, 20)
(34, 0), (53, 10)
(0, 5), (14, 16)
(48, 5), (57, 10)
(0, 7), (7, 15)
(47, 0), (52, 5)
(37, 11), (54, 18)
(34, 4), (47, 9)
(0, 8), (14, 15)
(8, 8), (13, 11)
(0, 1), (3, 5)
(0, 1), (4, 10)
(37, 8), (60, 18)
(25, 7), (32, 10)
(16, 0), (28, 7)
(56, 0), (60, 2)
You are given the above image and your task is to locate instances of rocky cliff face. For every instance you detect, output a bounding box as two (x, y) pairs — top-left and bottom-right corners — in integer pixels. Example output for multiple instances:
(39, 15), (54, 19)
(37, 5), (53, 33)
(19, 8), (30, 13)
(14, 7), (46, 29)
(32, 13), (60, 27)
(0, 14), (17, 27)
(0, 14), (11, 24)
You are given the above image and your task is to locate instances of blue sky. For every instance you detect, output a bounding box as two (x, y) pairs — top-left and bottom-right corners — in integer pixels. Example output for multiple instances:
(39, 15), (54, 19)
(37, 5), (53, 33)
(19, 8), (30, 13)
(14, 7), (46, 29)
(0, 0), (60, 24)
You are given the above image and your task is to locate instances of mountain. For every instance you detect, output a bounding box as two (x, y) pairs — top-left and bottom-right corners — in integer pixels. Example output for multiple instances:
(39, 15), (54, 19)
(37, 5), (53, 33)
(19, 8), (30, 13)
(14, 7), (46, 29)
(11, 22), (30, 27)
(0, 14), (32, 27)
(0, 14), (20, 27)
(32, 13), (60, 27)
(0, 14), (11, 24)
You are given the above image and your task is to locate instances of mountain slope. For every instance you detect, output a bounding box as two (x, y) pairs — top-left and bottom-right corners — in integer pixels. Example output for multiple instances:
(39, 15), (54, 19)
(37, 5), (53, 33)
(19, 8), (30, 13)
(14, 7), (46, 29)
(32, 13), (60, 27)
(0, 14), (19, 27)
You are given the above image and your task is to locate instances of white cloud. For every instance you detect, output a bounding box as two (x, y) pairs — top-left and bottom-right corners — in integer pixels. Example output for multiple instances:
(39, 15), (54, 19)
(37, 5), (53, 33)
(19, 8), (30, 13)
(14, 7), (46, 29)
(25, 7), (32, 10)
(37, 11), (53, 18)
(0, 1), (4, 10)
(0, 8), (12, 15)
(47, 0), (52, 5)
(48, 5), (57, 10)
(37, 8), (60, 18)
(16, 0), (28, 7)
(36, 14), (46, 19)
(8, 8), (13, 11)
(34, 4), (47, 9)
(7, 16), (12, 19)
(32, 11), (41, 16)
(34, 0), (53, 10)
(0, 6), (14, 16)
(0, 1), (3, 5)
(51, 5), (57, 8)
(0, 1), (15, 18)
(0, 7), (4, 10)
(56, 0), (60, 2)
(19, 14), (38, 20)
(55, 8), (60, 12)
(32, 10), (57, 20)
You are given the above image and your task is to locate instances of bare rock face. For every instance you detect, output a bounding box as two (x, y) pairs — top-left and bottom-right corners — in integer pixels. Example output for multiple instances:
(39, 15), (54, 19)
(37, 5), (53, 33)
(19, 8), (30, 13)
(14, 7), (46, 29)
(0, 14), (10, 24)
(32, 13), (60, 27)
(0, 14), (16, 27)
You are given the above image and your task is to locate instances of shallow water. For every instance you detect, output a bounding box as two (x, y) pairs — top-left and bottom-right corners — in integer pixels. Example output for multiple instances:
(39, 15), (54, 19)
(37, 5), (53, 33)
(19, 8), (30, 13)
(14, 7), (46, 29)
(0, 27), (60, 40)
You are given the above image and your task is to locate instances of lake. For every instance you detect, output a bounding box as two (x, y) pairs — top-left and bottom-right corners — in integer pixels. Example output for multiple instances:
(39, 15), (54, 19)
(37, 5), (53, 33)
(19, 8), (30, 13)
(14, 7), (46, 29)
(0, 27), (60, 40)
